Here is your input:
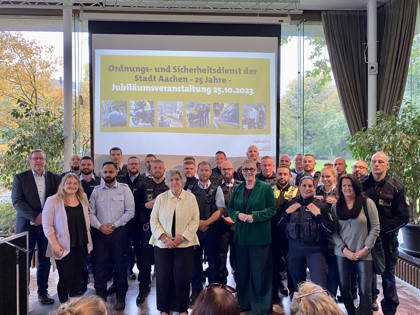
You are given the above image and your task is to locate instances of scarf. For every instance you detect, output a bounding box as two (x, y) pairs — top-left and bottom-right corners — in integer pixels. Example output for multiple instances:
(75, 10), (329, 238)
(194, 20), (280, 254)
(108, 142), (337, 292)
(336, 197), (364, 220)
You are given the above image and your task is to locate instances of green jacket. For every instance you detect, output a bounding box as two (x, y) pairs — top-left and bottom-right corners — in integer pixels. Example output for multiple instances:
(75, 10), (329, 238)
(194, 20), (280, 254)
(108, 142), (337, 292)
(227, 179), (276, 246)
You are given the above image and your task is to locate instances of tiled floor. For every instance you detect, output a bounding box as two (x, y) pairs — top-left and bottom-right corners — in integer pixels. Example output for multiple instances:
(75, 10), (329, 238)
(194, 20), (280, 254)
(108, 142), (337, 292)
(29, 265), (420, 315)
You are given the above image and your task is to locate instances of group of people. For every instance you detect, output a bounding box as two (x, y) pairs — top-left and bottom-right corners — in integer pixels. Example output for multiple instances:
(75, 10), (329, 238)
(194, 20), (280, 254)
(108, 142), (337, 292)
(11, 145), (410, 315)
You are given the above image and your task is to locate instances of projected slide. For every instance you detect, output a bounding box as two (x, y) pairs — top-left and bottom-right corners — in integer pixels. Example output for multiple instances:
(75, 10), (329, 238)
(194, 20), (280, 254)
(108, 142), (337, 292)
(92, 34), (277, 160)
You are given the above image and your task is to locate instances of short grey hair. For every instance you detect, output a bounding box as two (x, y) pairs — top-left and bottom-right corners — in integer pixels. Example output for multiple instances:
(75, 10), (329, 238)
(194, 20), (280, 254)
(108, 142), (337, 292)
(165, 169), (186, 186)
(29, 149), (46, 160)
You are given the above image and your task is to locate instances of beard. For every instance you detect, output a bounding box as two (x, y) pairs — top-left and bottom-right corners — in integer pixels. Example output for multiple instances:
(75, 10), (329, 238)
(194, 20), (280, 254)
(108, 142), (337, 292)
(104, 176), (116, 184)
(72, 166), (80, 171)
(81, 169), (93, 175)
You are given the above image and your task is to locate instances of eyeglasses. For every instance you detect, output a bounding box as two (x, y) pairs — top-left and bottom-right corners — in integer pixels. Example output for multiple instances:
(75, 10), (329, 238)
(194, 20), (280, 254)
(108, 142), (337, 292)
(205, 283), (237, 297)
(31, 157), (45, 161)
(352, 165), (367, 169)
(242, 168), (256, 173)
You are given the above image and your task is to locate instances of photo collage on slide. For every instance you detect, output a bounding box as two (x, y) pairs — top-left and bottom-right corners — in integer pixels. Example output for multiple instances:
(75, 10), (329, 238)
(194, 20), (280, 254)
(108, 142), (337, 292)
(101, 100), (267, 130)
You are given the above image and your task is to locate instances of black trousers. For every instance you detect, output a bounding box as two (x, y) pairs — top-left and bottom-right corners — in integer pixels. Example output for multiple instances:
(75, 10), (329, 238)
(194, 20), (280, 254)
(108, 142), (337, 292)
(138, 226), (154, 289)
(154, 246), (194, 313)
(92, 227), (128, 298)
(55, 245), (88, 303)
(191, 227), (221, 293)
(218, 226), (236, 283)
(337, 256), (373, 315)
(125, 218), (141, 274)
(380, 235), (400, 315)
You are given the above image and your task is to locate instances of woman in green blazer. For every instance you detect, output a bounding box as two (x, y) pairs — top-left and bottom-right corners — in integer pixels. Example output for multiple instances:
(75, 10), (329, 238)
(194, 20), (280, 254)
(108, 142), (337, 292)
(227, 159), (276, 314)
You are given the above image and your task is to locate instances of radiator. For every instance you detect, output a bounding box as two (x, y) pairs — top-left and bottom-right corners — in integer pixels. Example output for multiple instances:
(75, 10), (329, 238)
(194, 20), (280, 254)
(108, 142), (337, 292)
(396, 258), (420, 289)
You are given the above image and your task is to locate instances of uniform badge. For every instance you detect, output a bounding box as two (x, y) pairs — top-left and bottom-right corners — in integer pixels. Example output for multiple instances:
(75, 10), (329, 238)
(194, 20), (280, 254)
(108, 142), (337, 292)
(147, 194), (153, 201)
(404, 196), (410, 207)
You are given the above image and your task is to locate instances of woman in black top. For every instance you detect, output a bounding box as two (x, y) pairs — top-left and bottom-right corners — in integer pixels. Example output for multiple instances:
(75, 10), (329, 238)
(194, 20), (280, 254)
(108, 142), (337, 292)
(43, 173), (92, 308)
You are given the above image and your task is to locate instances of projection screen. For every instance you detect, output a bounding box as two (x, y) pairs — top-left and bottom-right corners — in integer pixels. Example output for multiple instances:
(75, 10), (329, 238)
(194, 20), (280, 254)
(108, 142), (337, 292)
(89, 21), (280, 169)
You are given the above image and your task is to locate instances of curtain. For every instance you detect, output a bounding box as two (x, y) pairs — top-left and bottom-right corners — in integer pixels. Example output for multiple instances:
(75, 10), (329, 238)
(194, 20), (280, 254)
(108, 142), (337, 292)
(377, 0), (418, 114)
(322, 11), (367, 135)
(322, 0), (418, 134)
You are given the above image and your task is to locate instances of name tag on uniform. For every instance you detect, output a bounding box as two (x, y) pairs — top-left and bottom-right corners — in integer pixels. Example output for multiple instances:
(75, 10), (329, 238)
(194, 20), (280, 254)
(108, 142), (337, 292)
(378, 199), (392, 207)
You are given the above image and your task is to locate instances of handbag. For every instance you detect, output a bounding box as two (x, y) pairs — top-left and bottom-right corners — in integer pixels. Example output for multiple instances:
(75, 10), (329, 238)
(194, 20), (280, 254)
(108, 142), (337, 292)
(363, 198), (386, 275)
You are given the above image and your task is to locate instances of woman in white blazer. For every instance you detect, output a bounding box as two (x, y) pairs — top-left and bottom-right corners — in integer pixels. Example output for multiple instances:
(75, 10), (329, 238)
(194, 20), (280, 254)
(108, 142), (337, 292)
(150, 169), (200, 315)
(43, 173), (92, 308)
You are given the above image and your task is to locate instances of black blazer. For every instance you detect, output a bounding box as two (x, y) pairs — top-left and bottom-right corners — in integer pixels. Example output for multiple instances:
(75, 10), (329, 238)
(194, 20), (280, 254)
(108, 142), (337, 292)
(12, 170), (60, 234)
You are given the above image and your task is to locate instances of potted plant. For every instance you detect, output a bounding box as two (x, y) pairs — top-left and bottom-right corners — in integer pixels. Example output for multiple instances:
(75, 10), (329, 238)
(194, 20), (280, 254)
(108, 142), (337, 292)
(346, 102), (420, 256)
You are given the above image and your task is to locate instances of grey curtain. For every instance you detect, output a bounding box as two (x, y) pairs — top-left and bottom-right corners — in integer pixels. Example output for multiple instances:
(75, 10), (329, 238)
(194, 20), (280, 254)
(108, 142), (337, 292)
(322, 11), (367, 135)
(322, 0), (418, 134)
(377, 0), (418, 113)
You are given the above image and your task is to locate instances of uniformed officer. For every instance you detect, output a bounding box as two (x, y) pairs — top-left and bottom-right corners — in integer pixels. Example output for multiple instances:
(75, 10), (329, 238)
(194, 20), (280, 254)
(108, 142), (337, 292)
(352, 160), (369, 181)
(237, 145), (261, 181)
(133, 159), (169, 305)
(120, 156), (147, 280)
(272, 165), (298, 301)
(59, 154), (82, 180)
(188, 161), (226, 305)
(109, 147), (128, 182)
(278, 176), (334, 292)
(183, 159), (199, 190)
(295, 154), (321, 186)
(218, 160), (242, 284)
(256, 156), (277, 189)
(210, 151), (227, 184)
(363, 151), (409, 315)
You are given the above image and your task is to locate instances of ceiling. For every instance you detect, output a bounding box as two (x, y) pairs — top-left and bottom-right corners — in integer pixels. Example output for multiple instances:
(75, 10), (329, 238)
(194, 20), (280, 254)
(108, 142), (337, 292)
(0, 0), (388, 13)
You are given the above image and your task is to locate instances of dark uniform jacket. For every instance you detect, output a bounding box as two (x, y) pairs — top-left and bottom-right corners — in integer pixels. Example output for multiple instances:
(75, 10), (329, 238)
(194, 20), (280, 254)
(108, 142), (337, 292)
(134, 178), (169, 224)
(363, 173), (409, 236)
(278, 196), (334, 246)
(80, 175), (101, 199)
(119, 173), (146, 194)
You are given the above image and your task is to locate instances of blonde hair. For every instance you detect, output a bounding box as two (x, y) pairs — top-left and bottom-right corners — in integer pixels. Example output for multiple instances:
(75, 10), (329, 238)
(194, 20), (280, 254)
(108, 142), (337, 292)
(51, 295), (107, 315)
(57, 173), (88, 207)
(290, 281), (344, 315)
(321, 166), (336, 177)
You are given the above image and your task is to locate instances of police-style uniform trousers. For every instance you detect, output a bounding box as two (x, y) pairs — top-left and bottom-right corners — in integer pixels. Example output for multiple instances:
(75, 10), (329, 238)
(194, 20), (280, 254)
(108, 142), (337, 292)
(120, 173), (146, 276)
(190, 182), (222, 294)
(285, 199), (330, 291)
(273, 184), (298, 295)
(218, 180), (241, 283)
(134, 179), (169, 291)
(363, 174), (409, 315)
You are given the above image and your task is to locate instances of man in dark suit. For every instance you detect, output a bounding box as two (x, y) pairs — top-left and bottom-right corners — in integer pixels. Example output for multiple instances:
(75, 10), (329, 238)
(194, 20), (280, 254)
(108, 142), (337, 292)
(12, 149), (60, 304)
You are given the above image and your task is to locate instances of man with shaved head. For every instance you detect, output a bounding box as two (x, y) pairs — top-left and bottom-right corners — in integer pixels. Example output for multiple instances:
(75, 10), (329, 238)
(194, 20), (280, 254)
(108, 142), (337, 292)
(333, 157), (347, 181)
(237, 145), (261, 180)
(352, 160), (369, 180)
(363, 151), (409, 314)
(280, 154), (297, 185)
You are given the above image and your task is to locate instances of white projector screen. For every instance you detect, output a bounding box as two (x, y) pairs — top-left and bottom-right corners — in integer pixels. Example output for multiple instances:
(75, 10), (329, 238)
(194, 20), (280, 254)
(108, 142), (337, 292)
(90, 23), (280, 170)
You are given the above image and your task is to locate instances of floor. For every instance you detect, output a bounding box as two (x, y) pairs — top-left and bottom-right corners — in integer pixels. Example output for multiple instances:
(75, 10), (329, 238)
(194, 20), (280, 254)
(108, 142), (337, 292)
(28, 265), (420, 315)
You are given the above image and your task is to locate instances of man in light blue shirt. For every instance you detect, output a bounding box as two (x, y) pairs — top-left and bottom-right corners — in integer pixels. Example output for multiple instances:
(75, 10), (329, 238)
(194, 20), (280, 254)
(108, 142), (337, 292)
(89, 161), (134, 311)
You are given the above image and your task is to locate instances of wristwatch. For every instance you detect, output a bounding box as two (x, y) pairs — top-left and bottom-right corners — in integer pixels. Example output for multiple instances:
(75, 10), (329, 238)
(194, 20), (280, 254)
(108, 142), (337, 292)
(111, 223), (116, 230)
